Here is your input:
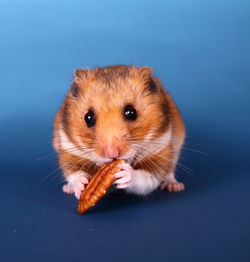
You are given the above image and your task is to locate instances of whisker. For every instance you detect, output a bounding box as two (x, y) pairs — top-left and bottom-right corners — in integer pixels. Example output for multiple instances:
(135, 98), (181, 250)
(36, 147), (93, 185)
(131, 144), (194, 177)
(29, 144), (93, 166)
(129, 135), (209, 156)
(181, 147), (210, 156)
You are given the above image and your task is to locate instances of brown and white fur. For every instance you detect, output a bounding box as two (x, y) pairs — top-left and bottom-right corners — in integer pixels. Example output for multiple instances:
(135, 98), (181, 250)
(53, 65), (185, 199)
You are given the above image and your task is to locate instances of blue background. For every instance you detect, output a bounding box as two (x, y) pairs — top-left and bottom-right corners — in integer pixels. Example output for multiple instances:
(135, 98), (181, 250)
(0, 0), (250, 261)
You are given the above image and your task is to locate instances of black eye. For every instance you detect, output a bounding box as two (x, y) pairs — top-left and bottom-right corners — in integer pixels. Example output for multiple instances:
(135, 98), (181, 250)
(124, 105), (137, 121)
(84, 110), (96, 127)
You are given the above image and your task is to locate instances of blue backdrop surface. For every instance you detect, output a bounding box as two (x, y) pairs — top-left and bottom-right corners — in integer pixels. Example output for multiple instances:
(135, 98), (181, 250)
(0, 0), (250, 261)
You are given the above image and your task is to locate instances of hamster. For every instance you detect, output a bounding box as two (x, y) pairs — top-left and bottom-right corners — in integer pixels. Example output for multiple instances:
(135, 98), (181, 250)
(53, 65), (185, 199)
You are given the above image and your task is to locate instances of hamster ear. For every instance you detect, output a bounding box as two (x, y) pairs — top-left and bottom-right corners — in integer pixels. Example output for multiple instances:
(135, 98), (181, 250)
(138, 66), (158, 93)
(138, 66), (153, 78)
(74, 69), (89, 80)
(70, 69), (89, 97)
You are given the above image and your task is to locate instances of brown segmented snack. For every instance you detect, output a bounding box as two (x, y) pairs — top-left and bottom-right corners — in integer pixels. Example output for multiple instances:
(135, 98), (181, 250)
(78, 159), (124, 214)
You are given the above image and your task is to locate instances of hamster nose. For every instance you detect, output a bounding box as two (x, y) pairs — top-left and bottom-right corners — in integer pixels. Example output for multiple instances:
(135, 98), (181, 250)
(104, 146), (119, 159)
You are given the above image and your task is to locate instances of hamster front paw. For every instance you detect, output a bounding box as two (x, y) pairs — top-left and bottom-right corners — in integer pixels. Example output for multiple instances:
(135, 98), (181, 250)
(63, 173), (89, 199)
(113, 162), (133, 189)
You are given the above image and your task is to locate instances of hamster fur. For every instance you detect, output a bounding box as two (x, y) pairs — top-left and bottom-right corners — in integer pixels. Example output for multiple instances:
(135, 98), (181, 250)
(53, 65), (185, 199)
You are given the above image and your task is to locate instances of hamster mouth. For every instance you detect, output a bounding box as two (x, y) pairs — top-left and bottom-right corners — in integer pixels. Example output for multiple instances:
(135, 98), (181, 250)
(115, 153), (136, 164)
(116, 156), (129, 163)
(100, 155), (132, 164)
(94, 149), (136, 164)
(100, 157), (114, 163)
(101, 156), (129, 162)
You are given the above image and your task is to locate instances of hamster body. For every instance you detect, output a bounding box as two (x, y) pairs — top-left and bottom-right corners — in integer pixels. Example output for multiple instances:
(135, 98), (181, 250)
(53, 65), (185, 198)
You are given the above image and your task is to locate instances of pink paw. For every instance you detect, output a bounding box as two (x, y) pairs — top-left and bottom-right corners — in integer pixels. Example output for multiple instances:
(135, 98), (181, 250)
(162, 182), (185, 192)
(63, 175), (89, 199)
(113, 163), (133, 189)
(62, 184), (74, 194)
(73, 176), (89, 199)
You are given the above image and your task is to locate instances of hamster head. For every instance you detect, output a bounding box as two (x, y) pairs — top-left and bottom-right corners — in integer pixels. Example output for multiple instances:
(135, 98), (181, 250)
(62, 65), (170, 164)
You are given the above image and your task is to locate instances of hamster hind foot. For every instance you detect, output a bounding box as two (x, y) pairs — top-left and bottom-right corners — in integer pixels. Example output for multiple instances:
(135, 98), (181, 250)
(161, 173), (185, 192)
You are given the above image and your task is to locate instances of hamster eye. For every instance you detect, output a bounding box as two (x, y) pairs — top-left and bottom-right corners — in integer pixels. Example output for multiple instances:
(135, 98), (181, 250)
(84, 110), (96, 127)
(124, 105), (137, 121)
